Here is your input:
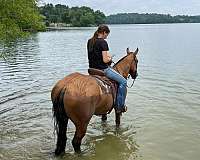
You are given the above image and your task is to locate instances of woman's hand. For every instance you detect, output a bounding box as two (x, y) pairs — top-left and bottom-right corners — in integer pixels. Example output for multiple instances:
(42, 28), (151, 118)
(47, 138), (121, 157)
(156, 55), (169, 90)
(107, 60), (112, 65)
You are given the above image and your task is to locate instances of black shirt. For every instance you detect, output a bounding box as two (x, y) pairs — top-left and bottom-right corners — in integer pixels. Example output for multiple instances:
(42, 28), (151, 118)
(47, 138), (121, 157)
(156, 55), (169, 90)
(87, 38), (109, 70)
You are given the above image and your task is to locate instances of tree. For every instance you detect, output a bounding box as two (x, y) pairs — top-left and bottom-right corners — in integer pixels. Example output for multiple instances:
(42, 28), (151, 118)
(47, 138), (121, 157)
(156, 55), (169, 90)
(0, 0), (45, 41)
(39, 4), (106, 27)
(106, 13), (200, 24)
(94, 10), (106, 25)
(80, 13), (95, 27)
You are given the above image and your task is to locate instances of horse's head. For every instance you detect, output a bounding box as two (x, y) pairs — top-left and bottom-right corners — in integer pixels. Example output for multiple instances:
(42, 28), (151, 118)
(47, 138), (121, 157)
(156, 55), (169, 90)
(126, 48), (138, 80)
(113, 48), (139, 80)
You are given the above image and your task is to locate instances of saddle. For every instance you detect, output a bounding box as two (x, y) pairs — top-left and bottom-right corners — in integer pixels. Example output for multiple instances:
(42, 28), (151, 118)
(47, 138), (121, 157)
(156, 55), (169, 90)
(88, 68), (118, 112)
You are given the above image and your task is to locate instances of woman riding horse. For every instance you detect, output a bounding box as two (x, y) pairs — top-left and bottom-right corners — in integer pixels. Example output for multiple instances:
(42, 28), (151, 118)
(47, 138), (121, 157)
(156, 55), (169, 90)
(87, 25), (127, 113)
(51, 26), (138, 155)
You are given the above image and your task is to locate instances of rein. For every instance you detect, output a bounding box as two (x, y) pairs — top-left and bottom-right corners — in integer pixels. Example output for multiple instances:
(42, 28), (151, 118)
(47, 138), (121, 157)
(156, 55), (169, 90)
(111, 60), (120, 73)
(127, 75), (136, 88)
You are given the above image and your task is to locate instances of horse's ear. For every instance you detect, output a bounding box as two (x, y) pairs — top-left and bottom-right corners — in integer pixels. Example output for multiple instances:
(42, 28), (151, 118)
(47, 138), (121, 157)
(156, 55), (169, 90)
(126, 48), (130, 54)
(134, 48), (139, 55)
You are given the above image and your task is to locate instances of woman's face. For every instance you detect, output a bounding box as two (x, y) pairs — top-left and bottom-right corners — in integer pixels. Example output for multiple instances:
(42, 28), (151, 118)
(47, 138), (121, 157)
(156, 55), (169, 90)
(103, 32), (109, 39)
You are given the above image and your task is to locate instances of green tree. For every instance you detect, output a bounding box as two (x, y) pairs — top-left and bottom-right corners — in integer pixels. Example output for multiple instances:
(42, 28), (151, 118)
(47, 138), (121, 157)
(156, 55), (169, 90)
(94, 10), (106, 25)
(39, 4), (106, 27)
(0, 0), (45, 41)
(80, 13), (95, 26)
(69, 8), (81, 26)
(62, 11), (70, 24)
(106, 13), (200, 24)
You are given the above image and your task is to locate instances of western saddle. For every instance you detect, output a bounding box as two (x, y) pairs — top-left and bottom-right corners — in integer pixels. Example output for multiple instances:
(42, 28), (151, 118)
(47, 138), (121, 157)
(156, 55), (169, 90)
(88, 68), (118, 112)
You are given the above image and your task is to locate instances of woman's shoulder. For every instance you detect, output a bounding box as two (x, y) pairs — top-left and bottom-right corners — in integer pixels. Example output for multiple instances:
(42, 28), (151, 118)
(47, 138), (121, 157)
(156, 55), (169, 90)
(96, 38), (107, 43)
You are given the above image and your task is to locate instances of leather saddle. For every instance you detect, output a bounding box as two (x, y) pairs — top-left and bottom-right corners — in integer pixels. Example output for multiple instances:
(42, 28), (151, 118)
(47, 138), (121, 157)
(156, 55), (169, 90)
(88, 68), (118, 110)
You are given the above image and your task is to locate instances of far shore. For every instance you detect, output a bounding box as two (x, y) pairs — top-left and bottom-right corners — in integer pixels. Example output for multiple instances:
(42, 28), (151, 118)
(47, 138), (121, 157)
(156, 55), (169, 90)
(46, 26), (96, 31)
(46, 22), (200, 31)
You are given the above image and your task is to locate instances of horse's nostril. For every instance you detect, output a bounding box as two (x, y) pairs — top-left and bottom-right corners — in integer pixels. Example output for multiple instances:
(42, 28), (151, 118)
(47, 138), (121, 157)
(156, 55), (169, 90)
(133, 72), (138, 79)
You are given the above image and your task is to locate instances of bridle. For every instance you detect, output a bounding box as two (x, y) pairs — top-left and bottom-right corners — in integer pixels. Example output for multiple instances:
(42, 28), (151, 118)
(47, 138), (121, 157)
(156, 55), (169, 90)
(126, 76), (136, 88)
(127, 56), (138, 88)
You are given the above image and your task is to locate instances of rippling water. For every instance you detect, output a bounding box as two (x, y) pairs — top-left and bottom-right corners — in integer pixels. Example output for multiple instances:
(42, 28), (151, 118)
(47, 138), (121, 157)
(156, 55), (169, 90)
(0, 24), (200, 160)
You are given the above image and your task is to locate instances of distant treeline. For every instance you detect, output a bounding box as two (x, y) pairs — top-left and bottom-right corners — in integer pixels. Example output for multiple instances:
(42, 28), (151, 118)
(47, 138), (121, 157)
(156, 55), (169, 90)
(39, 4), (106, 27)
(40, 4), (200, 26)
(106, 13), (200, 24)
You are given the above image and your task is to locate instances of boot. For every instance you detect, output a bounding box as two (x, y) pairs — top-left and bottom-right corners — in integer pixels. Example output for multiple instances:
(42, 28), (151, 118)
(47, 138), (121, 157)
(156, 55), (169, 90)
(115, 105), (127, 113)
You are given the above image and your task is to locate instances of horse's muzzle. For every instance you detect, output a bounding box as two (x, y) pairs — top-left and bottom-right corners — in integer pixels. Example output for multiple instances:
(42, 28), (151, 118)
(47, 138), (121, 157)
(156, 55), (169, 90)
(131, 72), (138, 79)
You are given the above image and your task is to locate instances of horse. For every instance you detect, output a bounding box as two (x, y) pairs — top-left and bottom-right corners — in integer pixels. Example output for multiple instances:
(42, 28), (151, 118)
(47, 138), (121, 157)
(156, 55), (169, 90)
(51, 48), (139, 155)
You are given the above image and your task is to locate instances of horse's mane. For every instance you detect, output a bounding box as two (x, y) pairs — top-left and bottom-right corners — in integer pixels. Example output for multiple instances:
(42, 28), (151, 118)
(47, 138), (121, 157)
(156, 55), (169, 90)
(113, 55), (129, 67)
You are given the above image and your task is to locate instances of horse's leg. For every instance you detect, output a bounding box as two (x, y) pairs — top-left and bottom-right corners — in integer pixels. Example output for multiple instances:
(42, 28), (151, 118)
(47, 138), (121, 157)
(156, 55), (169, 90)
(55, 117), (68, 155)
(115, 110), (121, 127)
(72, 122), (89, 153)
(101, 114), (107, 122)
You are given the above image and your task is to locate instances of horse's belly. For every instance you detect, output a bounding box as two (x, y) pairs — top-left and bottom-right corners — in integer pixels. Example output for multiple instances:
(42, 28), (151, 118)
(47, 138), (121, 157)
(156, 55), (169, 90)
(94, 94), (113, 115)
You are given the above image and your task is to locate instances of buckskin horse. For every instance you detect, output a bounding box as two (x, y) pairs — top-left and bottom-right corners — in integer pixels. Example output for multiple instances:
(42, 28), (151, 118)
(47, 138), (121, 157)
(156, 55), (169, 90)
(51, 48), (139, 155)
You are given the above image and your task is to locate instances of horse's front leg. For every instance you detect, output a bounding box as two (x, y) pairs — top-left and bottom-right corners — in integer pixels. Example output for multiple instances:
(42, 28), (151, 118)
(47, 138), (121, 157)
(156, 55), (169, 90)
(115, 110), (121, 127)
(101, 114), (107, 122)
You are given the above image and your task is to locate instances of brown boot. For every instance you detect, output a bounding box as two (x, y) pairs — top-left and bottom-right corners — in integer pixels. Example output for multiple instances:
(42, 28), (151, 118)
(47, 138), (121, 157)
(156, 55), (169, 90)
(116, 105), (127, 113)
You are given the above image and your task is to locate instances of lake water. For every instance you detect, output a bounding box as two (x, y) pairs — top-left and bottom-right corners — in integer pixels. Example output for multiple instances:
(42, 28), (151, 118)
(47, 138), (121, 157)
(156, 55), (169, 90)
(0, 23), (200, 160)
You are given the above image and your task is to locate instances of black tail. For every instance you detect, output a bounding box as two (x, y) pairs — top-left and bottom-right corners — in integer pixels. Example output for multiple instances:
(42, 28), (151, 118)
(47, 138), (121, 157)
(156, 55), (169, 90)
(52, 87), (68, 155)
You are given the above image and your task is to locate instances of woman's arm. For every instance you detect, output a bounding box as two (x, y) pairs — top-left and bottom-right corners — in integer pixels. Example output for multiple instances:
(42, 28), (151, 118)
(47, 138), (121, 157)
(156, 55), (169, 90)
(102, 51), (112, 63)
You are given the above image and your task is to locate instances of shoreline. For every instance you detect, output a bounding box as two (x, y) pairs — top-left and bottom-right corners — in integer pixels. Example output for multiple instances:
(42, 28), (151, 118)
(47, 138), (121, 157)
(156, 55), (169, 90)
(46, 22), (200, 30)
(46, 26), (96, 31)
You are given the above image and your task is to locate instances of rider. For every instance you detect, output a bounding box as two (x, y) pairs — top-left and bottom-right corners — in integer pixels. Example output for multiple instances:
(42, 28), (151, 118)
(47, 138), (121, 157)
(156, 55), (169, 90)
(87, 24), (127, 113)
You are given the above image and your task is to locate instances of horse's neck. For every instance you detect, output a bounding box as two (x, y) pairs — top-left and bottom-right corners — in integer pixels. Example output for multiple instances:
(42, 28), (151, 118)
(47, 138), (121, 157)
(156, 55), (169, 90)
(113, 56), (130, 79)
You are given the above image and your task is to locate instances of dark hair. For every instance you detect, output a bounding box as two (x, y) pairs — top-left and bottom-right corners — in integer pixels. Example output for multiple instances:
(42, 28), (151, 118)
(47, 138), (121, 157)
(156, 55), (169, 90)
(88, 25), (110, 51)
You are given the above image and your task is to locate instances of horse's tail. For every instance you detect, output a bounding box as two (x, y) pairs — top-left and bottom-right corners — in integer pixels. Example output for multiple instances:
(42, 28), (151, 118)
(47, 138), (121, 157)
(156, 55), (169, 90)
(52, 87), (68, 155)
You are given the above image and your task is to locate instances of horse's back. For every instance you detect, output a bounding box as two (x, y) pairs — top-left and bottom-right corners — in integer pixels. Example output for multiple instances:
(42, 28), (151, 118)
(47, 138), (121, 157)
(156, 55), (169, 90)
(51, 72), (99, 102)
(51, 72), (113, 116)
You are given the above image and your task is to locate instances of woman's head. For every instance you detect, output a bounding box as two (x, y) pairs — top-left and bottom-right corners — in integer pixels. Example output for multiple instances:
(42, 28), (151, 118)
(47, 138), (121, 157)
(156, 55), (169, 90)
(96, 25), (110, 39)
(88, 25), (110, 51)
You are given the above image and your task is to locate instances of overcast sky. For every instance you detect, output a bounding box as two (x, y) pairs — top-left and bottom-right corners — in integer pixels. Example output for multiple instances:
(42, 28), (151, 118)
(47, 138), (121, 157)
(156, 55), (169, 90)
(41, 0), (200, 16)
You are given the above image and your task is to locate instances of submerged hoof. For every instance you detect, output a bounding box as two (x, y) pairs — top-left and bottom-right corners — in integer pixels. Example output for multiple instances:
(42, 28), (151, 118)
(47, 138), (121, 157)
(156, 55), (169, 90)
(55, 147), (65, 156)
(73, 145), (81, 154)
(74, 149), (81, 154)
(101, 114), (107, 122)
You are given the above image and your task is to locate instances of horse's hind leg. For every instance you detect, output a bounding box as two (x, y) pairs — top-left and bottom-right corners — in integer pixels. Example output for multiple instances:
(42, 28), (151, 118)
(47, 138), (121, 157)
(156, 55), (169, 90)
(55, 117), (68, 155)
(72, 122), (89, 153)
(101, 114), (107, 122)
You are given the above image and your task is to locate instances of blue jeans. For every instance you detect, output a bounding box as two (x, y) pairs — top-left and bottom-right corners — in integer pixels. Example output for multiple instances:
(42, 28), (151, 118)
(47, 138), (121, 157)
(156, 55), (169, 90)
(103, 67), (127, 109)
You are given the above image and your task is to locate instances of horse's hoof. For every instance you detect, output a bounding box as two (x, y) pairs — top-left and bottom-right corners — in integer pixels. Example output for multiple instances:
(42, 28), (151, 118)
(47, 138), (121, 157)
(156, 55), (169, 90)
(73, 146), (81, 154)
(75, 149), (81, 154)
(101, 115), (107, 121)
(116, 123), (120, 128)
(55, 148), (65, 156)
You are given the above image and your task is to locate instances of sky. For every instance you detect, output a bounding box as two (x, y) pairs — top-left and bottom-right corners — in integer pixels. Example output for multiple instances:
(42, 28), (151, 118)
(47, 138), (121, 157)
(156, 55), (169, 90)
(41, 0), (200, 16)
